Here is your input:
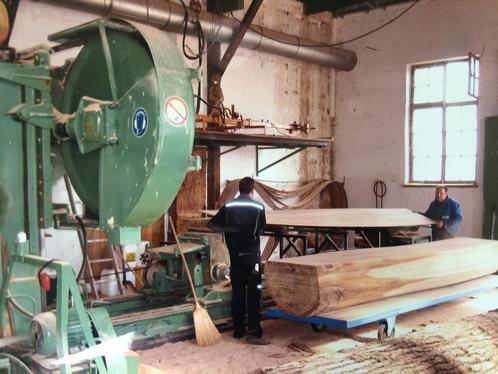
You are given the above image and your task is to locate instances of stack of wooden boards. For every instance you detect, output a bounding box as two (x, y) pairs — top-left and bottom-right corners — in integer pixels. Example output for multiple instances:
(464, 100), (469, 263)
(265, 238), (498, 316)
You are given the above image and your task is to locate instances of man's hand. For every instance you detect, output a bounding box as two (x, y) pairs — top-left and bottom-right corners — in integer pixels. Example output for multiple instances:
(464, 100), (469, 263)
(436, 220), (444, 229)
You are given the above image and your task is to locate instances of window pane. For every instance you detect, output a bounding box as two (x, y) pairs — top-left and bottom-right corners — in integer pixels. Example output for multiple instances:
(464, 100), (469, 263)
(412, 132), (442, 156)
(446, 130), (477, 156)
(413, 66), (443, 103)
(413, 156), (442, 181)
(446, 61), (476, 102)
(412, 107), (442, 134)
(446, 105), (477, 131)
(414, 67), (429, 86)
(445, 155), (476, 181)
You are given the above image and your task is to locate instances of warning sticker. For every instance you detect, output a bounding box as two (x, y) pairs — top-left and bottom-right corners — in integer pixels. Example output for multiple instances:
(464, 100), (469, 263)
(164, 96), (189, 127)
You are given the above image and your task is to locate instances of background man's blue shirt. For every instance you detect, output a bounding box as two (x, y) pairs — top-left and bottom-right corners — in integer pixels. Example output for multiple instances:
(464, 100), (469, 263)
(424, 196), (463, 239)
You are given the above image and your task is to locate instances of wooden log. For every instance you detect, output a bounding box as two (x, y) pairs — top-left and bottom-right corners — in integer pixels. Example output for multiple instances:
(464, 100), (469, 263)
(264, 237), (498, 317)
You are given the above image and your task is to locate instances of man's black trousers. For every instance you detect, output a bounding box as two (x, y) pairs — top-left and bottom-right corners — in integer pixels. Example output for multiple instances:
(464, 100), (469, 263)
(230, 265), (262, 338)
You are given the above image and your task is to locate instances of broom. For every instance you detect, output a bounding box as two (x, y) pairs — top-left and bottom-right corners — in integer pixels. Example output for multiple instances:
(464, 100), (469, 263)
(168, 216), (222, 346)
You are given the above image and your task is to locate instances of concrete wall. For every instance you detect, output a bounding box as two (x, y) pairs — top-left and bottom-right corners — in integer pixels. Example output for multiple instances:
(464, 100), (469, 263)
(220, 0), (335, 186)
(334, 0), (498, 238)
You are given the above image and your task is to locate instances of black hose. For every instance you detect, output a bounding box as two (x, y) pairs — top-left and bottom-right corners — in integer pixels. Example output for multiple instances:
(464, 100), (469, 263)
(0, 353), (34, 374)
(178, 0), (205, 113)
(37, 259), (58, 286)
(74, 215), (88, 282)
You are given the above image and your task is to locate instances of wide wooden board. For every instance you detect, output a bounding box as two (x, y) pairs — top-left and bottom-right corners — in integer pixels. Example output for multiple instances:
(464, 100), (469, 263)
(202, 208), (434, 228)
(265, 237), (498, 316)
(151, 242), (202, 255)
(324, 275), (498, 322)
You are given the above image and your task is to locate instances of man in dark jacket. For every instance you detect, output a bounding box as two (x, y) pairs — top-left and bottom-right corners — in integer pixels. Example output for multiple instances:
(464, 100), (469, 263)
(208, 177), (269, 345)
(424, 185), (463, 240)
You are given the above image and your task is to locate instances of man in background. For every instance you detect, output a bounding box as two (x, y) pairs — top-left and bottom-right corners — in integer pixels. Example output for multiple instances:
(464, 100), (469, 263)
(424, 185), (463, 240)
(208, 177), (269, 345)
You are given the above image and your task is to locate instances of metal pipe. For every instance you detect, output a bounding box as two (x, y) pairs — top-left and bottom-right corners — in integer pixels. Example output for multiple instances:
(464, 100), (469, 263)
(36, 0), (357, 71)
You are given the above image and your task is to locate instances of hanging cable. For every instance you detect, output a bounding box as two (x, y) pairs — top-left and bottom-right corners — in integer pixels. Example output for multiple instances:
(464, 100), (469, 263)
(194, 95), (232, 117)
(230, 0), (420, 48)
(179, 0), (205, 113)
(0, 353), (34, 374)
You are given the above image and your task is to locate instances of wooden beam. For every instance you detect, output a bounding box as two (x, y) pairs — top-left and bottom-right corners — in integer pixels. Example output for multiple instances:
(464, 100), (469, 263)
(207, 145), (220, 209)
(265, 237), (498, 316)
(217, 0), (264, 76)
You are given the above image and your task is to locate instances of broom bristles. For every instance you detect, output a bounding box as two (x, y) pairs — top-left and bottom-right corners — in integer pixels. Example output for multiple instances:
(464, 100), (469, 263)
(193, 306), (222, 346)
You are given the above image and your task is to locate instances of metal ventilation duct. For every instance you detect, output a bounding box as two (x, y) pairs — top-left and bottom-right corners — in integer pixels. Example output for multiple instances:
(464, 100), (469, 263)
(37, 0), (357, 71)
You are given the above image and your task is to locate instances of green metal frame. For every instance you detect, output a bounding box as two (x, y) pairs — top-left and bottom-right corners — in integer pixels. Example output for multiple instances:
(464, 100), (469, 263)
(0, 239), (123, 373)
(0, 49), (54, 262)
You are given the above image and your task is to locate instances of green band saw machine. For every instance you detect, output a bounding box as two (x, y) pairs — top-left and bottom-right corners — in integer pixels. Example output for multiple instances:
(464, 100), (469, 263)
(0, 18), (232, 373)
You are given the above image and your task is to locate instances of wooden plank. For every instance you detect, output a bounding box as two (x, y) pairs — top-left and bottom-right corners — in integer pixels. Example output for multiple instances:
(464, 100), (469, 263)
(174, 148), (208, 234)
(141, 216), (165, 248)
(195, 131), (332, 148)
(264, 237), (498, 316)
(151, 242), (203, 255)
(202, 208), (434, 228)
(324, 275), (498, 323)
(207, 145), (220, 210)
(87, 227), (108, 277)
(267, 275), (498, 328)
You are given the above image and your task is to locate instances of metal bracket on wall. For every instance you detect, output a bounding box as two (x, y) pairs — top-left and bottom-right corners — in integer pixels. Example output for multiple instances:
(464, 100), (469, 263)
(255, 145), (307, 176)
(220, 146), (241, 156)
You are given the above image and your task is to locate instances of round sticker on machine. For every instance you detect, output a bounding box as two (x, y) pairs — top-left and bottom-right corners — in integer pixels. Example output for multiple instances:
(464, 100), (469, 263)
(164, 96), (189, 127)
(132, 107), (148, 137)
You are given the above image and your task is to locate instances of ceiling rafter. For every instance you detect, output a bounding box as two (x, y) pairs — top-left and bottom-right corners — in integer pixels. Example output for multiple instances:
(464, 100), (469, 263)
(298, 0), (416, 17)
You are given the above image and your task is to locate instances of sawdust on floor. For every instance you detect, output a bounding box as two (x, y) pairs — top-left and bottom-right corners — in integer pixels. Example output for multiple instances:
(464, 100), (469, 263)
(139, 288), (498, 373)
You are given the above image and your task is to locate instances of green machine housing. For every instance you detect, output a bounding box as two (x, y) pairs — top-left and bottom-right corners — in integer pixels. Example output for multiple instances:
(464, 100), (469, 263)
(0, 19), (231, 374)
(483, 117), (498, 239)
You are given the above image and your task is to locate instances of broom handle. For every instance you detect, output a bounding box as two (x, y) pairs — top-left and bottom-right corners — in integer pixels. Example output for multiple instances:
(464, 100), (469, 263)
(168, 216), (200, 306)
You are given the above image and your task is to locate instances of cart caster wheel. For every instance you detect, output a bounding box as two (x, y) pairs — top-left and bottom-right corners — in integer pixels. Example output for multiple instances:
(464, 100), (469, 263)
(377, 323), (395, 340)
(311, 323), (327, 333)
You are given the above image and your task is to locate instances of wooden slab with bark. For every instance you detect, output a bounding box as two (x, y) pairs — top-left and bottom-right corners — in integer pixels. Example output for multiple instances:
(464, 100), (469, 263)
(264, 237), (498, 317)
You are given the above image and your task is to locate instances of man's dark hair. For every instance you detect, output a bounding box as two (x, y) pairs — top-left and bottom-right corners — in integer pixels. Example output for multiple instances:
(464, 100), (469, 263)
(239, 177), (255, 195)
(436, 185), (448, 193)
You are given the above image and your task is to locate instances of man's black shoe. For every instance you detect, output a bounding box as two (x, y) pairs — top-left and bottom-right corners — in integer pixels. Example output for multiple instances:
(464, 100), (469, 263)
(233, 331), (245, 339)
(245, 336), (270, 345)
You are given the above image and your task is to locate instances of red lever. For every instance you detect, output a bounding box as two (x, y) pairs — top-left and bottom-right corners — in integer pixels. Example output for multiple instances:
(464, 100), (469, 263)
(40, 273), (51, 292)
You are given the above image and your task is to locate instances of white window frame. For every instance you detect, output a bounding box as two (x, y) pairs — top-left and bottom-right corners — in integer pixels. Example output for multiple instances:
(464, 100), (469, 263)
(407, 57), (479, 185)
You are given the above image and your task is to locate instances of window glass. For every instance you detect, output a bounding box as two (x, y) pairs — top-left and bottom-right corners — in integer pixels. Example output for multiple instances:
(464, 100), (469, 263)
(446, 61), (475, 102)
(446, 105), (476, 131)
(408, 57), (478, 184)
(412, 108), (442, 134)
(413, 156), (442, 181)
(445, 155), (476, 181)
(414, 66), (444, 103)
(446, 130), (477, 156)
